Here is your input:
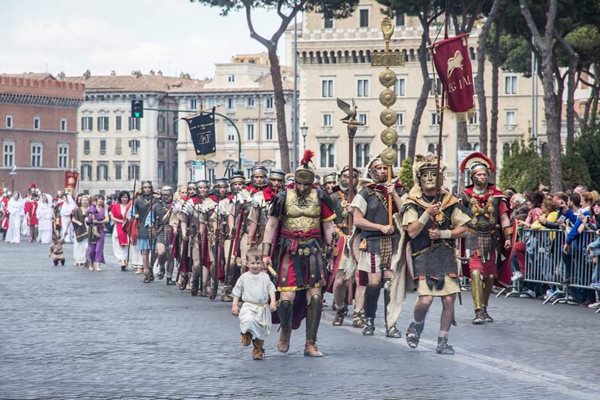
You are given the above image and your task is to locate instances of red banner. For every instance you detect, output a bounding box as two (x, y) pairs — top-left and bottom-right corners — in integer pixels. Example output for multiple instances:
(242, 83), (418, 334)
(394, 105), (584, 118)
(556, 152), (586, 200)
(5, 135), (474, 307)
(432, 33), (475, 114)
(65, 171), (79, 190)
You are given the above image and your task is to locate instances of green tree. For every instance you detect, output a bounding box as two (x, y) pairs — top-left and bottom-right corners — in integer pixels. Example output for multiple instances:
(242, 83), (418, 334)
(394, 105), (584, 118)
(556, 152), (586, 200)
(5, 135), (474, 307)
(498, 141), (549, 192)
(190, 0), (359, 172)
(398, 157), (413, 190)
(574, 127), (600, 189)
(560, 152), (591, 190)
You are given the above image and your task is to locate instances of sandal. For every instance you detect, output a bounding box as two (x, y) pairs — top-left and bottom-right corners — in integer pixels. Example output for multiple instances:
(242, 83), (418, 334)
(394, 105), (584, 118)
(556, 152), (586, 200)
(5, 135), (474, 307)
(386, 324), (402, 339)
(352, 311), (365, 328)
(406, 322), (423, 349)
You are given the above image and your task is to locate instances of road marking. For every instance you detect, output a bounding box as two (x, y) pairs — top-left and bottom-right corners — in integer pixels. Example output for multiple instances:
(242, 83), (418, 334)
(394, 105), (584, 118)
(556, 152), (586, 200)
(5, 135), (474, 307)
(322, 313), (598, 399)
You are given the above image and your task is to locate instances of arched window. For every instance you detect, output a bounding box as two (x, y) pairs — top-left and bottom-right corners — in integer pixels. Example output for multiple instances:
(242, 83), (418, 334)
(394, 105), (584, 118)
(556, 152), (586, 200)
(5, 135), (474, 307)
(473, 143), (480, 151)
(428, 143), (435, 154)
(503, 143), (511, 159)
(355, 143), (363, 168)
(540, 142), (548, 157)
(320, 144), (327, 168)
(363, 144), (370, 166)
(400, 143), (407, 162)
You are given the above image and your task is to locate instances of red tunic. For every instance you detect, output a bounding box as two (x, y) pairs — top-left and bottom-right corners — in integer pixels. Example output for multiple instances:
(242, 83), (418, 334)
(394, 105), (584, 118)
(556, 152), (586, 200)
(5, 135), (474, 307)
(110, 203), (129, 246)
(25, 201), (39, 226)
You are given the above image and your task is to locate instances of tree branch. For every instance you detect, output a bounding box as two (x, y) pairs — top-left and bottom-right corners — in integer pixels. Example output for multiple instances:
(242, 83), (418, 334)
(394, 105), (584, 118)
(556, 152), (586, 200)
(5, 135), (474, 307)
(519, 0), (544, 51)
(244, 0), (272, 48)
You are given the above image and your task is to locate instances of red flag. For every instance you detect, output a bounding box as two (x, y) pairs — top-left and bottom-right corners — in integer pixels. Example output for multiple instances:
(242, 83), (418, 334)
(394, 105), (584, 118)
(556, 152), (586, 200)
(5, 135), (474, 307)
(431, 33), (475, 114)
(64, 171), (79, 190)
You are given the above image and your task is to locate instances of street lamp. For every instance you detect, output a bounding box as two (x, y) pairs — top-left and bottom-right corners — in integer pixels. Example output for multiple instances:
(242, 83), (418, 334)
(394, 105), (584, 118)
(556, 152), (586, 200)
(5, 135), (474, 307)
(300, 123), (308, 151)
(9, 165), (17, 193)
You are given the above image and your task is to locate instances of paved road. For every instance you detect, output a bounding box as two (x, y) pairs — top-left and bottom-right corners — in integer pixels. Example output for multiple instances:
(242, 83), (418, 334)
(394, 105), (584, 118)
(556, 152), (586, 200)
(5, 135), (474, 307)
(1, 239), (599, 399)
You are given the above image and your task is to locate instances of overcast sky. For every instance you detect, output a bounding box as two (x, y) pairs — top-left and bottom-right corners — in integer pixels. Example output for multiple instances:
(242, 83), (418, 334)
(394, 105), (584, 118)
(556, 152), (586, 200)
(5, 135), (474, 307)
(0, 0), (287, 79)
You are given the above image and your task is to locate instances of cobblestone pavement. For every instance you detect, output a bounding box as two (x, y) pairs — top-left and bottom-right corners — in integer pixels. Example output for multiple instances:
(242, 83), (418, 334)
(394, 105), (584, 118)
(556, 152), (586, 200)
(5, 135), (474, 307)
(1, 239), (599, 400)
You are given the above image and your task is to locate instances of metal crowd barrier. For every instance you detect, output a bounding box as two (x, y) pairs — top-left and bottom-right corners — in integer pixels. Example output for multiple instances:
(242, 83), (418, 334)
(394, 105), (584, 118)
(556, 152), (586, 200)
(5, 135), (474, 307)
(520, 228), (600, 310)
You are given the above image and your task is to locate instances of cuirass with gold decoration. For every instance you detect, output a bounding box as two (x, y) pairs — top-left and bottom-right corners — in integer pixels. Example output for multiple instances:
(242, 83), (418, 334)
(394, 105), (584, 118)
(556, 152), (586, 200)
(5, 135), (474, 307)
(283, 189), (321, 231)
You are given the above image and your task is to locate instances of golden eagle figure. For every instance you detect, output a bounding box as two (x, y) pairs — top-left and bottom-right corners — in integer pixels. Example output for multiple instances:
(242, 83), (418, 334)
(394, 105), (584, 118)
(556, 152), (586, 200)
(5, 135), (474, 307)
(336, 98), (357, 122)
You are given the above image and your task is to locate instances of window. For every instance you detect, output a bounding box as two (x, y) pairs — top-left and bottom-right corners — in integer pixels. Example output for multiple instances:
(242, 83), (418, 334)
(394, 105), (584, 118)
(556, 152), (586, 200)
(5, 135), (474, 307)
(189, 98), (197, 110)
(399, 143), (407, 163)
(227, 124), (236, 142)
(158, 115), (166, 133)
(431, 112), (440, 126)
(428, 143), (436, 154)
(265, 97), (274, 109)
(246, 123), (255, 141)
(129, 117), (140, 131)
(227, 98), (235, 111)
(116, 116), (122, 131)
(157, 139), (165, 149)
(80, 164), (92, 181)
(324, 12), (333, 29)
(158, 161), (166, 181)
(57, 144), (69, 168)
(3, 141), (15, 167)
(97, 164), (108, 181)
(99, 139), (107, 155)
(115, 164), (122, 180)
(468, 112), (478, 125)
(506, 110), (516, 125)
(359, 9), (369, 28)
(83, 140), (90, 155)
(472, 143), (480, 151)
(129, 139), (140, 154)
(430, 79), (443, 96)
(356, 78), (370, 97)
(31, 143), (42, 167)
(81, 116), (93, 131)
(265, 123), (274, 141)
(128, 163), (140, 180)
(503, 143), (511, 159)
(321, 79), (334, 98)
(228, 74), (235, 82)
(319, 144), (335, 168)
(115, 138), (122, 155)
(98, 116), (109, 131)
(60, 118), (67, 131)
(247, 97), (255, 107)
(396, 13), (405, 26)
(5, 115), (13, 129)
(33, 117), (40, 130)
(505, 76), (517, 95)
(323, 113), (332, 127)
(394, 78), (406, 96)
(396, 112), (405, 127)
(355, 144), (371, 168)
(208, 168), (216, 184)
(358, 113), (368, 125)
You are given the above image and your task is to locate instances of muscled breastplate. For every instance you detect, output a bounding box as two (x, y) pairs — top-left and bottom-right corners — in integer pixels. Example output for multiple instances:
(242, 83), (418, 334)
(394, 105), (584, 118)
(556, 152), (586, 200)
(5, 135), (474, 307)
(463, 192), (501, 232)
(283, 189), (320, 231)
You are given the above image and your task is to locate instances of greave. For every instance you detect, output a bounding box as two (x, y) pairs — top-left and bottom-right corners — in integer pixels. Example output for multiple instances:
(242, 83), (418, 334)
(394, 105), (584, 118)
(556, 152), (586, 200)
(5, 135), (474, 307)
(470, 269), (484, 311)
(306, 294), (322, 341)
(483, 274), (495, 308)
(364, 285), (381, 319)
(278, 300), (293, 330)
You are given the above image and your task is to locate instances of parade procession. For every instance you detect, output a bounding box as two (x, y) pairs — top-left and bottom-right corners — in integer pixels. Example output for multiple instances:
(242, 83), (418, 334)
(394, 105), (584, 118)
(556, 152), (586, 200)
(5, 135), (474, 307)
(2, 0), (600, 399)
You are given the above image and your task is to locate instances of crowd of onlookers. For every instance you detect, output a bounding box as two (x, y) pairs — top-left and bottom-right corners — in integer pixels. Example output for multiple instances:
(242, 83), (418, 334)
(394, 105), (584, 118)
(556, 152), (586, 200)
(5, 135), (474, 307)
(505, 185), (600, 308)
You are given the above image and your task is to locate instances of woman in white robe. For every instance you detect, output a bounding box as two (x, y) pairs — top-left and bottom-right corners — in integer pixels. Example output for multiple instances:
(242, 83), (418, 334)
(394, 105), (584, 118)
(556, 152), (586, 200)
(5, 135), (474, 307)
(6, 192), (25, 244)
(36, 194), (54, 244)
(60, 193), (76, 243)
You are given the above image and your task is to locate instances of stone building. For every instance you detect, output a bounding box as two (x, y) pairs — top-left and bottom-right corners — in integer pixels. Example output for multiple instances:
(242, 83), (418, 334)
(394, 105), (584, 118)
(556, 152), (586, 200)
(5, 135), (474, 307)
(295, 0), (547, 188)
(0, 73), (84, 194)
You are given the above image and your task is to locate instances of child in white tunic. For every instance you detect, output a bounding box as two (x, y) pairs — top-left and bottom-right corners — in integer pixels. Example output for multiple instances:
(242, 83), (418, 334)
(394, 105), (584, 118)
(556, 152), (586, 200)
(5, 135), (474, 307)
(232, 248), (277, 360)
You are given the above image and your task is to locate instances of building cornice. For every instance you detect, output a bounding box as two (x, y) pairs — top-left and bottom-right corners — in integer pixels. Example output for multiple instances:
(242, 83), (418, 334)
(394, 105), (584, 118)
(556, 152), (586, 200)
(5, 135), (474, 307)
(0, 92), (82, 108)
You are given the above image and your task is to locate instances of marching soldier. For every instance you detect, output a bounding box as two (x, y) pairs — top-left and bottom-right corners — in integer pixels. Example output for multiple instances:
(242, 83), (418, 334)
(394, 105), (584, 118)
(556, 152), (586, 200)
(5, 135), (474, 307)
(178, 182), (203, 293)
(150, 186), (176, 285)
(261, 150), (337, 357)
(352, 157), (404, 338)
(402, 154), (471, 354)
(459, 152), (512, 324)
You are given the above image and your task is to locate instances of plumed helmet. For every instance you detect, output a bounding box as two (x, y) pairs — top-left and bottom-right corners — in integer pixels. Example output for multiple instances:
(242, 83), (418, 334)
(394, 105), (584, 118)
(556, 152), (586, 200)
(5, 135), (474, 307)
(459, 152), (495, 179)
(294, 150), (315, 185)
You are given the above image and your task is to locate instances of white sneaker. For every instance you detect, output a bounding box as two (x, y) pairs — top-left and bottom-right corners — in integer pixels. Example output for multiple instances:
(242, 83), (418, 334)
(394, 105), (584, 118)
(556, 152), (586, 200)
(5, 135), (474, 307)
(511, 271), (523, 282)
(520, 289), (536, 298)
(587, 302), (600, 309)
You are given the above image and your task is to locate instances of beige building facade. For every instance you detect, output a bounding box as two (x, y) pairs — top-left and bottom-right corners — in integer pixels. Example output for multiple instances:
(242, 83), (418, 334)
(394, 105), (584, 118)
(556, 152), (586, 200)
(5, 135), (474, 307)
(176, 53), (294, 184)
(296, 0), (547, 189)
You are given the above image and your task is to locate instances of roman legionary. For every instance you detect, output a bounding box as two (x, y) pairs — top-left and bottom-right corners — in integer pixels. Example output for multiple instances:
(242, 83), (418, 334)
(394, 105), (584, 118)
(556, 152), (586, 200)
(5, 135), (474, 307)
(150, 186), (176, 285)
(328, 166), (363, 328)
(178, 182), (203, 292)
(268, 168), (286, 194)
(351, 157), (404, 338)
(228, 172), (253, 283)
(460, 152), (512, 324)
(261, 150), (337, 357)
(402, 154), (471, 355)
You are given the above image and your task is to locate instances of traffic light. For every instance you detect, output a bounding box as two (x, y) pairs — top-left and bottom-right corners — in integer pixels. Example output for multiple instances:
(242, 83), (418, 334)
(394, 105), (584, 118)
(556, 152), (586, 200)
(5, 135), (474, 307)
(131, 99), (144, 118)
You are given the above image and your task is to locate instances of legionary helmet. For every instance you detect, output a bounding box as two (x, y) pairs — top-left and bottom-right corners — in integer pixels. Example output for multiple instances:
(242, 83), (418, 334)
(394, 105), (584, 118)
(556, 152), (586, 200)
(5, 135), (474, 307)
(268, 168), (286, 181)
(323, 172), (337, 184)
(160, 186), (173, 195)
(294, 150), (315, 185)
(459, 152), (495, 181)
(412, 153), (446, 184)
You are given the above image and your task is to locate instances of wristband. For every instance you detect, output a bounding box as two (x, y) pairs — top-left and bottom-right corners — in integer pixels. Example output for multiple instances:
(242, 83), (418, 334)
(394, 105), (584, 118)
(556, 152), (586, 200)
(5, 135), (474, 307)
(440, 229), (452, 239)
(418, 212), (430, 225)
(261, 242), (272, 257)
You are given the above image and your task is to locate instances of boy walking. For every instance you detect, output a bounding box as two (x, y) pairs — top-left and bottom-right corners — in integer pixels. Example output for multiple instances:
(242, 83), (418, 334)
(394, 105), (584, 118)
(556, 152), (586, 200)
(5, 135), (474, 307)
(232, 248), (277, 360)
